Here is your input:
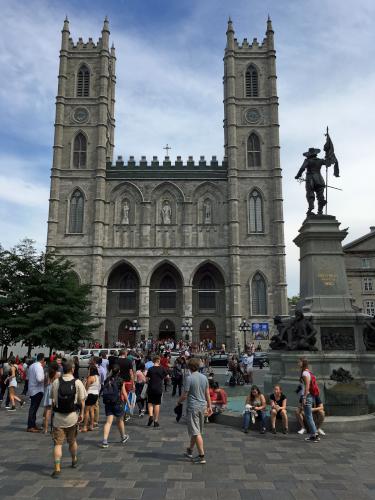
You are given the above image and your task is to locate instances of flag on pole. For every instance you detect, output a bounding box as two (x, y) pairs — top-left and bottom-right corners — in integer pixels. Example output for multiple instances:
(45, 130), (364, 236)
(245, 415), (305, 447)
(324, 128), (339, 177)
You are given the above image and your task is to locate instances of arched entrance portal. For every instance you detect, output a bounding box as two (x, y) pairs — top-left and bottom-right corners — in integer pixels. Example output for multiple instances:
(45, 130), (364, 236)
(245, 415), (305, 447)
(159, 319), (176, 340)
(118, 319), (136, 347)
(199, 319), (216, 345)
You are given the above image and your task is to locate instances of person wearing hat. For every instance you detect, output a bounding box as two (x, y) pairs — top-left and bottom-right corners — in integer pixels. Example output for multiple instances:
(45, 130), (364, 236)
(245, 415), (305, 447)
(295, 147), (327, 215)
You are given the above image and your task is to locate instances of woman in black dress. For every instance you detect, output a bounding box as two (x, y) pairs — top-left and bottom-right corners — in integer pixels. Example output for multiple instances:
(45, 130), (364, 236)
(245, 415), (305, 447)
(146, 355), (168, 428)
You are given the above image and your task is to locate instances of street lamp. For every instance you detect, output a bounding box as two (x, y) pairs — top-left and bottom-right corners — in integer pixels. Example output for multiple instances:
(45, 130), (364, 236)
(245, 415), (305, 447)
(129, 319), (141, 344)
(239, 319), (251, 352)
(180, 321), (193, 342)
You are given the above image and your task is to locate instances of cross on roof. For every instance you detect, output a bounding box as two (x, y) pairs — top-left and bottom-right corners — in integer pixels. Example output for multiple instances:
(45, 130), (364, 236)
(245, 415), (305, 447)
(163, 144), (172, 156)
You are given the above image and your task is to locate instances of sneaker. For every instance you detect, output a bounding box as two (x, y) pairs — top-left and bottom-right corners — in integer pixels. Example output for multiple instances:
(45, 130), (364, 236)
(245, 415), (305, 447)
(283, 428), (289, 435)
(243, 428), (248, 434)
(139, 410), (145, 418)
(185, 448), (193, 459)
(305, 435), (320, 443)
(260, 427), (266, 434)
(154, 421), (160, 429)
(100, 442), (109, 448)
(193, 455), (206, 464)
(317, 428), (326, 436)
(51, 470), (61, 478)
(71, 457), (78, 468)
(147, 416), (154, 427)
(121, 434), (129, 444)
(271, 428), (276, 435)
(20, 401), (26, 408)
(297, 428), (306, 435)
(7, 407), (16, 412)
(124, 415), (130, 422)
(4, 405), (11, 410)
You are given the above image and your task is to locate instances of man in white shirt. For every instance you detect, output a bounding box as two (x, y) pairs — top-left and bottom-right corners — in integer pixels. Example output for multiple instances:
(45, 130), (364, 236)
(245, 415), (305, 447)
(27, 353), (45, 432)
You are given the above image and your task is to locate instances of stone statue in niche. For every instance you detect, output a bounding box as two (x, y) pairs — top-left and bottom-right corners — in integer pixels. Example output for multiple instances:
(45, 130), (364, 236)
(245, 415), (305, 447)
(204, 199), (212, 224)
(121, 200), (130, 225)
(161, 200), (172, 225)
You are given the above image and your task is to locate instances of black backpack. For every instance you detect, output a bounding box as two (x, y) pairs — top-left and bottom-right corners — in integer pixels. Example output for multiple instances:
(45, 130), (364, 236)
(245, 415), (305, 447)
(54, 378), (77, 414)
(102, 376), (121, 404)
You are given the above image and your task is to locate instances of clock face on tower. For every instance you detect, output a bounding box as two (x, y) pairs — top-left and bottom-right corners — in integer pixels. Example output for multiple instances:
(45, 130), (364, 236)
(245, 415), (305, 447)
(245, 108), (260, 124)
(73, 107), (89, 123)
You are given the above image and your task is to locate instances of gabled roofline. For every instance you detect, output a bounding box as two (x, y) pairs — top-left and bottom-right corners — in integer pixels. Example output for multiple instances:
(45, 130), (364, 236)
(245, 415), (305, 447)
(343, 227), (375, 251)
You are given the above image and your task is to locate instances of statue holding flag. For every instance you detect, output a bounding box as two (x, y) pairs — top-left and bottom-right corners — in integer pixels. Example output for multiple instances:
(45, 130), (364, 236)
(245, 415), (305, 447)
(295, 128), (340, 216)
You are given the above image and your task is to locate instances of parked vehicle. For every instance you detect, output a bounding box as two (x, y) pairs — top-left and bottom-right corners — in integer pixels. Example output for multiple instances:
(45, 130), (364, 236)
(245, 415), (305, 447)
(209, 353), (229, 367)
(67, 348), (120, 368)
(253, 352), (269, 369)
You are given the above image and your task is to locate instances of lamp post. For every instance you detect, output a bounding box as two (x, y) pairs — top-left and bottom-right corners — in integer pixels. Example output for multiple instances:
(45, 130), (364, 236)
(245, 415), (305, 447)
(180, 320), (193, 343)
(238, 319), (251, 352)
(129, 319), (142, 345)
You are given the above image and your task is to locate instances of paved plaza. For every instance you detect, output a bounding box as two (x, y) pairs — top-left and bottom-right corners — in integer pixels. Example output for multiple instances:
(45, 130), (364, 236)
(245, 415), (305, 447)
(1, 391), (375, 500)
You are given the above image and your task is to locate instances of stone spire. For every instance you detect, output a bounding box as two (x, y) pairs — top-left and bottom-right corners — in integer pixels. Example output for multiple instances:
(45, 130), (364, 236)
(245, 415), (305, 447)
(102, 16), (110, 49)
(61, 16), (70, 50)
(226, 16), (235, 49)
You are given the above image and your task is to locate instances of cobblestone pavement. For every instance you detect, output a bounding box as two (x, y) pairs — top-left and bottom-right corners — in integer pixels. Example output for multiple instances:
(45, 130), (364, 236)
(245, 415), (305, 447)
(1, 390), (375, 500)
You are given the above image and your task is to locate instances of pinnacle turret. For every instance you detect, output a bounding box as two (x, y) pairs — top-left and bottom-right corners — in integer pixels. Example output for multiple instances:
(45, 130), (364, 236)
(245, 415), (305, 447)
(226, 16), (235, 49)
(266, 14), (273, 33)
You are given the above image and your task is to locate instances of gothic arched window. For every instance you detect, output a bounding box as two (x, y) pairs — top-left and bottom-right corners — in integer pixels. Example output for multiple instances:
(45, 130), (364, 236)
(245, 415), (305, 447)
(69, 189), (84, 233)
(198, 275), (216, 310)
(73, 133), (87, 168)
(245, 65), (259, 97)
(252, 273), (267, 315)
(249, 189), (264, 233)
(77, 65), (90, 97)
(159, 275), (176, 310)
(119, 273), (137, 311)
(247, 133), (261, 167)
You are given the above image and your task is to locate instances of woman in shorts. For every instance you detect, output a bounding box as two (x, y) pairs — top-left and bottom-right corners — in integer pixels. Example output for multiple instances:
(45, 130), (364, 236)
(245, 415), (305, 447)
(242, 385), (267, 434)
(82, 365), (101, 432)
(6, 357), (24, 411)
(269, 384), (288, 434)
(101, 365), (129, 448)
(42, 362), (59, 433)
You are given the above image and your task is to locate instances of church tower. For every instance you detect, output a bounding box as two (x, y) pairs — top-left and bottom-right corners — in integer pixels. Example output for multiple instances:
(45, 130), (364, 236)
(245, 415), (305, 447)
(47, 18), (116, 333)
(224, 17), (288, 347)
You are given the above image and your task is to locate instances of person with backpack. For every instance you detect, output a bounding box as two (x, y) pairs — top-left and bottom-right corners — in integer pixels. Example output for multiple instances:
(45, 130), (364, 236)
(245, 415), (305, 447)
(171, 356), (183, 397)
(100, 365), (129, 448)
(50, 360), (86, 478)
(299, 358), (320, 443)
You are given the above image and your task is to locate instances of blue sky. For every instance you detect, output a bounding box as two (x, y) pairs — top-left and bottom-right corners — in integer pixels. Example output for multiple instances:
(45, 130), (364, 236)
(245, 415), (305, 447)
(0, 0), (374, 296)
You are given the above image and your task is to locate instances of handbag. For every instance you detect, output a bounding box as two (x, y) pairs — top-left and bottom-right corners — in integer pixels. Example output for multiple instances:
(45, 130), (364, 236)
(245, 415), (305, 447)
(140, 383), (148, 399)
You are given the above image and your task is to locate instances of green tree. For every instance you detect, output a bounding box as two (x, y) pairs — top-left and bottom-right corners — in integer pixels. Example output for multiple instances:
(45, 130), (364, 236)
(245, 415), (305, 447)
(1, 240), (99, 354)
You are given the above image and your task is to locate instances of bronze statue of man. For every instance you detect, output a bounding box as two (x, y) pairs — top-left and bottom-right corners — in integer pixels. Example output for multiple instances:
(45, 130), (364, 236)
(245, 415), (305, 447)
(295, 147), (327, 216)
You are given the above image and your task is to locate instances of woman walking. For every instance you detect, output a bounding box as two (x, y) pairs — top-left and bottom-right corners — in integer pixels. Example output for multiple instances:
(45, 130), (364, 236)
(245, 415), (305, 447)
(42, 362), (59, 433)
(6, 357), (25, 411)
(146, 356), (168, 428)
(82, 365), (101, 432)
(135, 362), (147, 417)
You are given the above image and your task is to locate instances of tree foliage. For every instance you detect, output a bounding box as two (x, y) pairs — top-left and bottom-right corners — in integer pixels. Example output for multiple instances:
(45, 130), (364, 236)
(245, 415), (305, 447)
(0, 239), (99, 352)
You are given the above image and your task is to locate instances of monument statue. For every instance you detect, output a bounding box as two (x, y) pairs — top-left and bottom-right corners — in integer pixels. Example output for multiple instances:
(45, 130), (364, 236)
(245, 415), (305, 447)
(121, 200), (130, 224)
(295, 130), (340, 216)
(295, 147), (327, 216)
(270, 310), (318, 351)
(204, 200), (212, 224)
(363, 315), (375, 351)
(161, 200), (172, 225)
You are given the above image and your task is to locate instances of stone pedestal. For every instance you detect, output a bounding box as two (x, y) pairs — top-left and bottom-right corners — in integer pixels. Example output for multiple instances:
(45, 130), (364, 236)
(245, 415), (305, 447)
(265, 215), (375, 412)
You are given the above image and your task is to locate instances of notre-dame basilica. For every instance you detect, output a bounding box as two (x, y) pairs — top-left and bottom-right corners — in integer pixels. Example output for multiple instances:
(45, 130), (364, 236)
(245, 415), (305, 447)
(46, 17), (288, 348)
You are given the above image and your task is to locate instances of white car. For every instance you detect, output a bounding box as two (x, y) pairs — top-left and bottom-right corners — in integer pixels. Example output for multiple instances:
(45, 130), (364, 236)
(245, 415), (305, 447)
(67, 348), (120, 368)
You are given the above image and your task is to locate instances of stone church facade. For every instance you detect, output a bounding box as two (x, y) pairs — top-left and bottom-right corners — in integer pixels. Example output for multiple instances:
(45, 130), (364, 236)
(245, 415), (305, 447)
(47, 17), (288, 348)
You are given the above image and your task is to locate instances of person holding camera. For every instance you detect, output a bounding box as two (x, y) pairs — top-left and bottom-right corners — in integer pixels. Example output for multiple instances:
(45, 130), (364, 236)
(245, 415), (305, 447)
(242, 385), (267, 434)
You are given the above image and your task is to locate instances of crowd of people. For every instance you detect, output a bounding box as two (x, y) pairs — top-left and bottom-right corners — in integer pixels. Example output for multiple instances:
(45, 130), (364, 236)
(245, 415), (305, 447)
(0, 346), (326, 477)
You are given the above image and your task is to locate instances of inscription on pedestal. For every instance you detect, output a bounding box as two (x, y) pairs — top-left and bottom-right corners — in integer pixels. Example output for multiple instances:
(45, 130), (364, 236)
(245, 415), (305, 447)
(321, 327), (355, 350)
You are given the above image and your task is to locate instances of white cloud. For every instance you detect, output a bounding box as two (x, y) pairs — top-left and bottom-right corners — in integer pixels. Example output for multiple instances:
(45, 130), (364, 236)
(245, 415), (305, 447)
(0, 0), (375, 298)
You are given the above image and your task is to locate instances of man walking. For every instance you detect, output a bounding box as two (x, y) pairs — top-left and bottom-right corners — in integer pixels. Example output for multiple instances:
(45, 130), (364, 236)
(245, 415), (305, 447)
(178, 358), (212, 464)
(27, 353), (45, 432)
(51, 360), (86, 477)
